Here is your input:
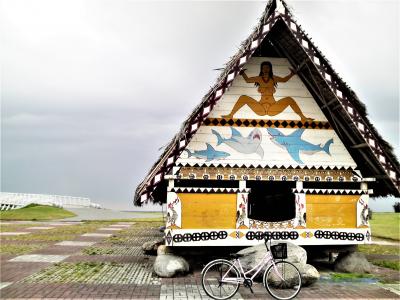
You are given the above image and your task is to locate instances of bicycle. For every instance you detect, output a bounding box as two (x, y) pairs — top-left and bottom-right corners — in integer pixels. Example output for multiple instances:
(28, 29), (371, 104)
(201, 236), (302, 300)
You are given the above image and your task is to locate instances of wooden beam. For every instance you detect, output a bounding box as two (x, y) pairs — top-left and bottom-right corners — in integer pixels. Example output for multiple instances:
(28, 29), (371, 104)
(351, 143), (369, 149)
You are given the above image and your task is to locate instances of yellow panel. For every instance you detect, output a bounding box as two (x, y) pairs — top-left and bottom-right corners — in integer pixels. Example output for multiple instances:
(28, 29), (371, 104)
(179, 193), (236, 229)
(306, 195), (358, 229)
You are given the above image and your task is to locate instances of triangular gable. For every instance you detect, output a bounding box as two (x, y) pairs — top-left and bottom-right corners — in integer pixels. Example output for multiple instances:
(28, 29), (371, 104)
(177, 57), (357, 169)
(134, 0), (399, 205)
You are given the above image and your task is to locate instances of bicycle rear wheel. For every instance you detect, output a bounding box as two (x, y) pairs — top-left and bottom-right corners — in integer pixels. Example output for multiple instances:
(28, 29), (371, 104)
(263, 261), (301, 300)
(201, 260), (240, 300)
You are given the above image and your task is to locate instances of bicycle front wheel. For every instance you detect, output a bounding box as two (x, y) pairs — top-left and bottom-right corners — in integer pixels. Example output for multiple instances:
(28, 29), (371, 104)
(263, 261), (302, 300)
(201, 260), (240, 300)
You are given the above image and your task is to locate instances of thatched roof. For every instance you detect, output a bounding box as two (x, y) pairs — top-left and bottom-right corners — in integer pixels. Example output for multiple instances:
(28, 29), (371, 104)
(134, 0), (399, 206)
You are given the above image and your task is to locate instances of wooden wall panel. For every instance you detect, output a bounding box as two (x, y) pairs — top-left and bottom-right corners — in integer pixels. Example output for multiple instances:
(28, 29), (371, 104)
(306, 195), (358, 228)
(179, 193), (237, 229)
(175, 57), (357, 169)
(207, 57), (326, 121)
(177, 126), (357, 168)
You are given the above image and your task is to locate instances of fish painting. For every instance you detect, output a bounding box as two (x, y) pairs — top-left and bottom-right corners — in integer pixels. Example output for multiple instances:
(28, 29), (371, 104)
(267, 128), (334, 164)
(184, 143), (230, 162)
(212, 127), (264, 158)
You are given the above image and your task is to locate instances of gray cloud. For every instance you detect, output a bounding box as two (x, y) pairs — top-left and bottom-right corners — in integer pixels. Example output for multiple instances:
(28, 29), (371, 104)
(1, 1), (398, 210)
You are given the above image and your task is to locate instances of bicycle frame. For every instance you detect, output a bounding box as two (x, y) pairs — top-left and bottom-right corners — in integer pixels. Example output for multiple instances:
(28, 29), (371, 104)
(221, 251), (279, 284)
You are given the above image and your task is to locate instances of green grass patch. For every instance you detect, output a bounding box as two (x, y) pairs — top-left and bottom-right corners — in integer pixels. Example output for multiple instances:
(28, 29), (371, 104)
(93, 217), (163, 223)
(0, 204), (76, 221)
(0, 224), (36, 232)
(371, 260), (400, 271)
(0, 243), (46, 255)
(82, 247), (114, 255)
(1, 222), (107, 242)
(370, 212), (400, 240)
(23, 262), (158, 284)
(358, 244), (400, 256)
(330, 272), (375, 280)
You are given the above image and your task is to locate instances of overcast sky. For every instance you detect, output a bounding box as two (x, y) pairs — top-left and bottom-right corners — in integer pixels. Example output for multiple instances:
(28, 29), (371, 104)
(1, 0), (399, 211)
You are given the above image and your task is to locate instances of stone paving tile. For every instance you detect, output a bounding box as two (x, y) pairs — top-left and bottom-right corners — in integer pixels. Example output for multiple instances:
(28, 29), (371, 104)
(0, 283), (160, 299)
(0, 232), (30, 236)
(82, 233), (113, 237)
(378, 283), (400, 296)
(104, 235), (162, 246)
(117, 222), (136, 225)
(23, 262), (161, 285)
(0, 282), (13, 290)
(47, 222), (74, 226)
(9, 254), (69, 263)
(0, 261), (50, 282)
(159, 284), (243, 300)
(0, 239), (50, 245)
(81, 245), (147, 256)
(0, 254), (17, 262)
(55, 241), (96, 246)
(30, 245), (82, 255)
(26, 226), (55, 230)
(64, 254), (155, 264)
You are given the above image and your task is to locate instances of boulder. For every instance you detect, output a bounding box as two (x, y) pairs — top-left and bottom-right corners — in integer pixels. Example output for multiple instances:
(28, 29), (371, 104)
(237, 242), (317, 283)
(238, 242), (307, 267)
(298, 264), (320, 286)
(157, 245), (172, 255)
(153, 248), (190, 278)
(334, 251), (371, 273)
(142, 238), (164, 254)
(153, 245), (189, 277)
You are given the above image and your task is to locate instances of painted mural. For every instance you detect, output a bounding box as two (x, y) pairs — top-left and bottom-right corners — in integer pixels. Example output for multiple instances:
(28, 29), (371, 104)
(178, 126), (354, 168)
(222, 62), (313, 122)
(177, 58), (357, 168)
(212, 127), (264, 158)
(166, 57), (370, 247)
(183, 143), (230, 162)
(267, 128), (334, 164)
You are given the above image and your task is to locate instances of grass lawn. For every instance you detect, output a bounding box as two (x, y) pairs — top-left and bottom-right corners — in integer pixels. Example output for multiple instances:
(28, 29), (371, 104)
(370, 212), (399, 240)
(358, 244), (399, 256)
(0, 204), (76, 221)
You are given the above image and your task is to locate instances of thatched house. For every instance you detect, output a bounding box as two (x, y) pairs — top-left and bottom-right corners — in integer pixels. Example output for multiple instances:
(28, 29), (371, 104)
(134, 0), (399, 247)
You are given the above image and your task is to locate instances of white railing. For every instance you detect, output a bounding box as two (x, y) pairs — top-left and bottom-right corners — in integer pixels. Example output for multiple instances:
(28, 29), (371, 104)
(0, 192), (101, 211)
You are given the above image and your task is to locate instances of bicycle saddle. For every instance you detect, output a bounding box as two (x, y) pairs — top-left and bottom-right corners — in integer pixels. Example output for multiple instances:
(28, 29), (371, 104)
(229, 253), (243, 259)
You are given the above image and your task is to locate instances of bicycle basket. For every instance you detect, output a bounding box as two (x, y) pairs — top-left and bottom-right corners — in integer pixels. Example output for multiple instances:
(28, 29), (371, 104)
(271, 243), (287, 259)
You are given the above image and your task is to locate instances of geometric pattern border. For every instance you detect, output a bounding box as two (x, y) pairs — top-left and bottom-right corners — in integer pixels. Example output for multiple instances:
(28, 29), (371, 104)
(177, 167), (357, 182)
(204, 118), (332, 129)
(169, 187), (250, 193)
(292, 188), (372, 195)
(176, 162), (357, 170)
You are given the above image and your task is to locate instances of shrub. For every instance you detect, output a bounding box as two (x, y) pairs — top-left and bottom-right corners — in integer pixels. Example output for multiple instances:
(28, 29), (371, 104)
(393, 202), (400, 213)
(367, 208), (373, 220)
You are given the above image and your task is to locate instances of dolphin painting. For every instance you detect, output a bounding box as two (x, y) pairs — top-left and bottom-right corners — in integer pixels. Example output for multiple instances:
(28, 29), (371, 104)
(184, 143), (230, 162)
(212, 127), (264, 158)
(266, 128), (334, 164)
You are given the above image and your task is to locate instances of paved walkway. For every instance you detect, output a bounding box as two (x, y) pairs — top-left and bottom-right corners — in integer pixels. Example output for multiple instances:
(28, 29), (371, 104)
(63, 207), (162, 221)
(1, 220), (399, 299)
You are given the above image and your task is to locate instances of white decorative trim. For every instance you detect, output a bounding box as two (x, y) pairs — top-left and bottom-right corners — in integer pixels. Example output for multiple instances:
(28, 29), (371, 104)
(176, 162), (357, 170)
(169, 187), (251, 193)
(292, 188), (373, 195)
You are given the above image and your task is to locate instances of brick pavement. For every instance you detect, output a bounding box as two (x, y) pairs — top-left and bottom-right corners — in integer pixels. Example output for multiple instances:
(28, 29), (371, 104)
(1, 220), (399, 299)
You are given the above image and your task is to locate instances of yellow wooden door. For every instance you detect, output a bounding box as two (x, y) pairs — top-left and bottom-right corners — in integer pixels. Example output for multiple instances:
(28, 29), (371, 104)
(178, 193), (236, 229)
(306, 195), (358, 228)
